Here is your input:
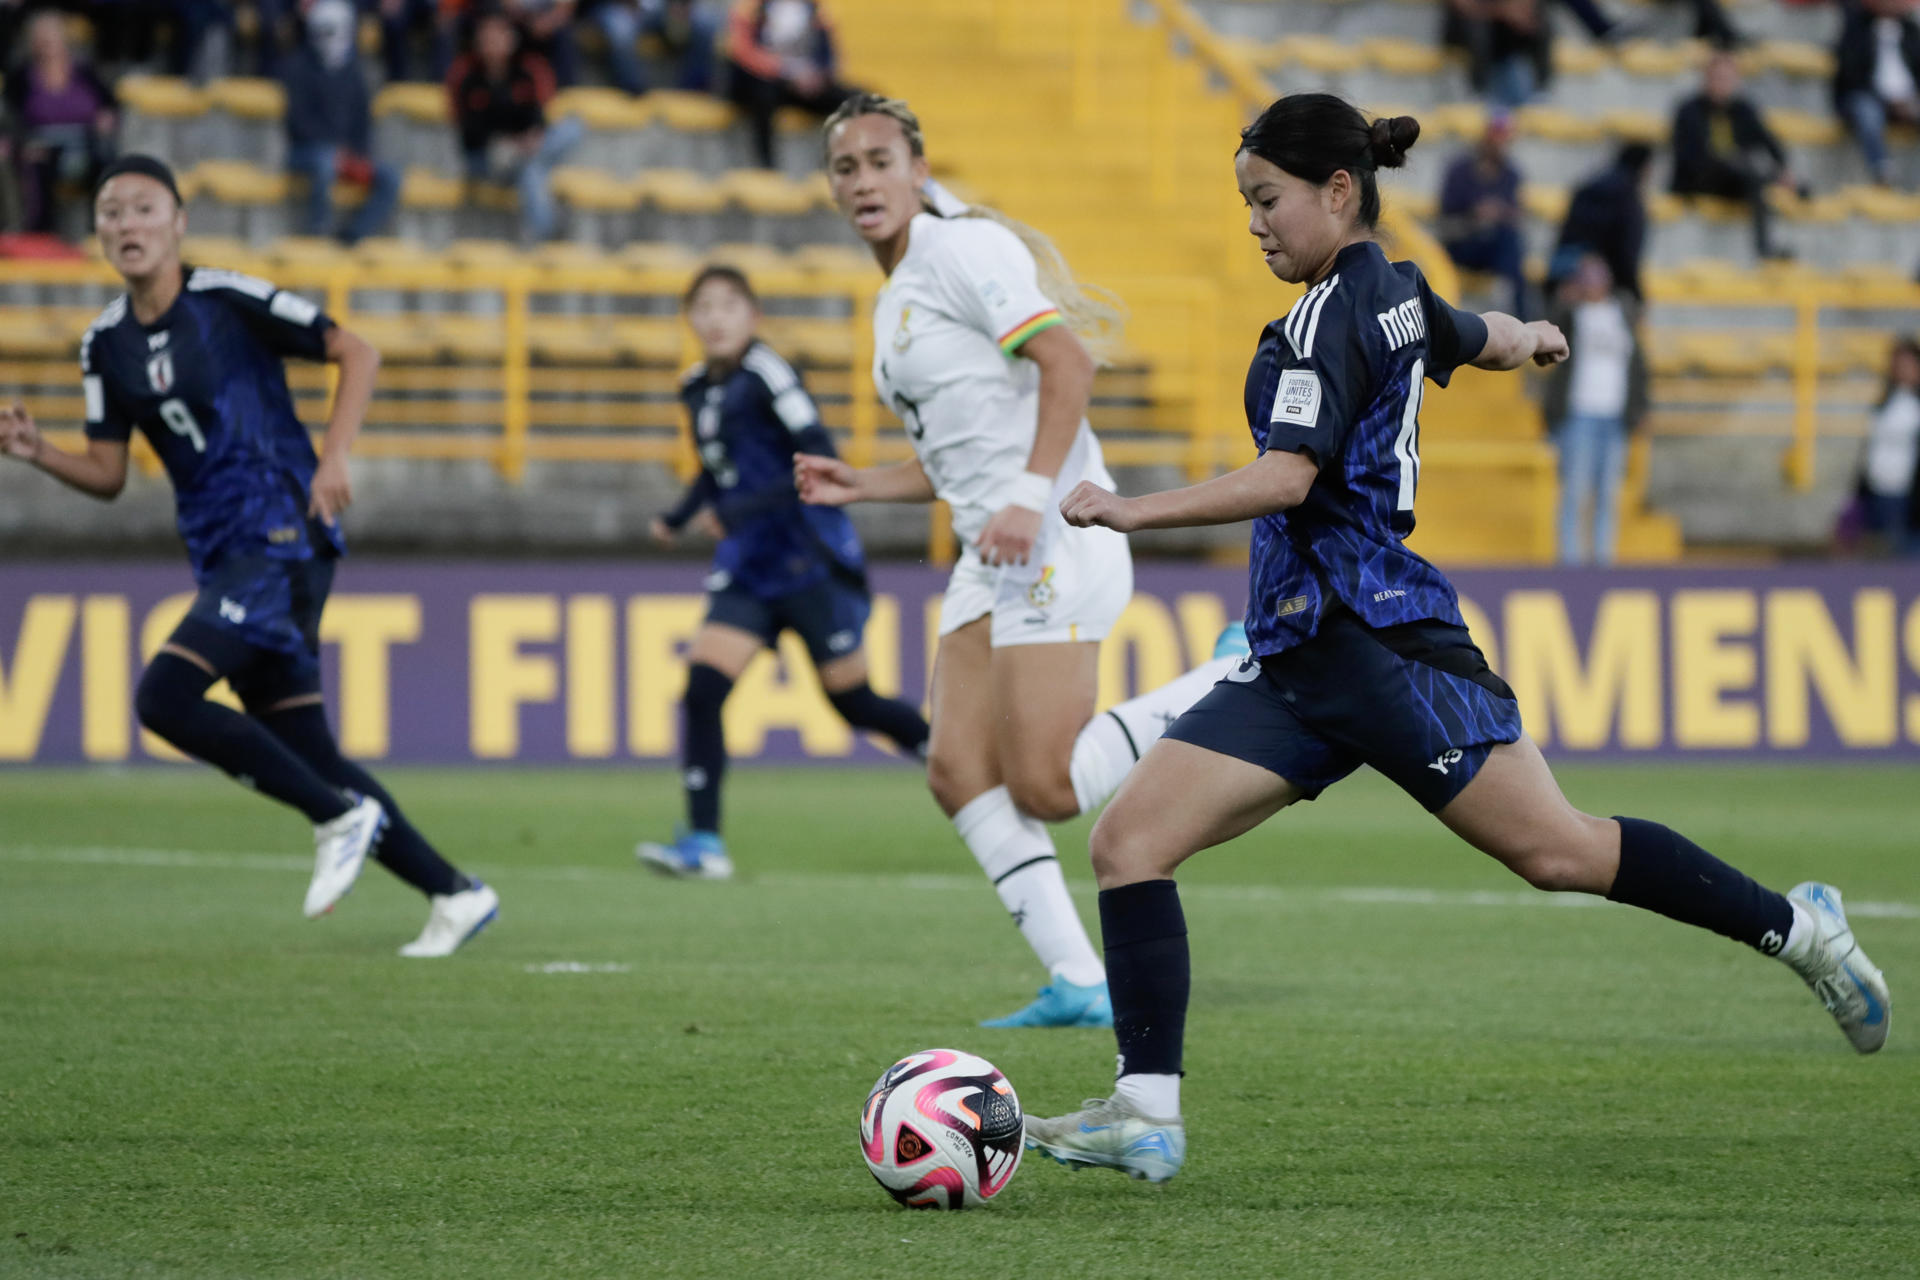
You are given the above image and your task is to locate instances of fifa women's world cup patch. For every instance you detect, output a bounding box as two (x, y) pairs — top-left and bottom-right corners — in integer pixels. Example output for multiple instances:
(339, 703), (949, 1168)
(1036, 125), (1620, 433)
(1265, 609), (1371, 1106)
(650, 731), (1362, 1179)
(1274, 368), (1322, 428)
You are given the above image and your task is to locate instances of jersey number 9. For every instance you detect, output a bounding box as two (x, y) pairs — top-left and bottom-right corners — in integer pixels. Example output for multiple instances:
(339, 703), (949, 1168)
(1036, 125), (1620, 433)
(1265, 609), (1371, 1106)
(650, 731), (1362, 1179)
(159, 398), (207, 453)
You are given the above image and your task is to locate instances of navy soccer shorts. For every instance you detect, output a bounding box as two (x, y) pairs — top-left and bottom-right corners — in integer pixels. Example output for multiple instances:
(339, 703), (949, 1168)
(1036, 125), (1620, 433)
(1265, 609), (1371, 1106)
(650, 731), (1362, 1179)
(166, 552), (336, 710)
(705, 573), (872, 666)
(1165, 607), (1523, 813)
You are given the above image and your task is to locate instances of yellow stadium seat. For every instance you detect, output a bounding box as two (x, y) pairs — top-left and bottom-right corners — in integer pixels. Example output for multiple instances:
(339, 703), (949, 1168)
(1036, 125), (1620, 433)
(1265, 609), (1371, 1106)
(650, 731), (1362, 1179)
(1769, 189), (1851, 223)
(610, 318), (684, 362)
(717, 169), (816, 216)
(1552, 42), (1610, 76)
(550, 87), (654, 130)
(700, 242), (794, 277)
(348, 314), (444, 363)
(1750, 40), (1834, 80)
(774, 105), (827, 137)
(181, 235), (267, 273)
(400, 168), (465, 210)
(348, 236), (429, 268)
(1422, 102), (1488, 142)
(205, 77), (286, 121)
(1597, 109), (1666, 144)
(530, 317), (626, 365)
(115, 75), (209, 119)
(1847, 185), (1920, 223)
(530, 241), (612, 273)
(438, 315), (507, 362)
(445, 239), (525, 270)
(0, 311), (81, 358)
(638, 168), (727, 213)
(1270, 36), (1360, 74)
(1521, 184), (1569, 223)
(649, 90), (736, 133)
(616, 241), (702, 274)
(372, 82), (450, 125)
(761, 317), (855, 364)
(1616, 39), (1710, 78)
(791, 244), (874, 277)
(1361, 38), (1448, 75)
(1764, 109), (1843, 146)
(1826, 329), (1899, 374)
(263, 237), (351, 271)
(1514, 104), (1605, 143)
(551, 166), (637, 212)
(1384, 188), (1436, 221)
(191, 160), (289, 203)
(1646, 191), (1689, 223)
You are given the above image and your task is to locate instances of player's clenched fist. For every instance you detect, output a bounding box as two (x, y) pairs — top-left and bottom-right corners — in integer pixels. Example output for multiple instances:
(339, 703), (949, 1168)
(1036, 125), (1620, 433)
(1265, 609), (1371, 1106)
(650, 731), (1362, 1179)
(0, 401), (41, 461)
(794, 452), (862, 506)
(1059, 480), (1140, 533)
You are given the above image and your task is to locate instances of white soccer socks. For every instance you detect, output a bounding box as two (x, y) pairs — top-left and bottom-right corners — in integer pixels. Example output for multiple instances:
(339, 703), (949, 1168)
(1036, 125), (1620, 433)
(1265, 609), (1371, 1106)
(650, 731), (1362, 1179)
(953, 785), (1104, 987)
(1068, 656), (1242, 814)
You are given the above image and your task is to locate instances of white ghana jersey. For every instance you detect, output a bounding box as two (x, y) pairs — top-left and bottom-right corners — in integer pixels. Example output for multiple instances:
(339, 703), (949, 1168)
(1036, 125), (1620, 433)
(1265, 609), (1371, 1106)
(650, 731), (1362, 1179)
(872, 213), (1112, 544)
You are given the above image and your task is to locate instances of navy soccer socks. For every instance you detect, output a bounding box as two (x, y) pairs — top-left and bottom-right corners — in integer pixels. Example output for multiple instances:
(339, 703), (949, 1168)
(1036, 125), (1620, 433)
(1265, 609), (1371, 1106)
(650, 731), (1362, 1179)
(827, 682), (930, 758)
(135, 654), (350, 825)
(260, 704), (469, 897)
(1608, 817), (1795, 956)
(682, 663), (733, 834)
(1099, 879), (1191, 1081)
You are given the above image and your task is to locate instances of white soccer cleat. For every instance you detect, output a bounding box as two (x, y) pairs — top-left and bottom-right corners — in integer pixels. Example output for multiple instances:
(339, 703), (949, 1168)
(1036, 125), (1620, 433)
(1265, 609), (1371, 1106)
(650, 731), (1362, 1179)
(304, 796), (386, 919)
(1785, 882), (1890, 1054)
(399, 881), (500, 958)
(1023, 1095), (1186, 1183)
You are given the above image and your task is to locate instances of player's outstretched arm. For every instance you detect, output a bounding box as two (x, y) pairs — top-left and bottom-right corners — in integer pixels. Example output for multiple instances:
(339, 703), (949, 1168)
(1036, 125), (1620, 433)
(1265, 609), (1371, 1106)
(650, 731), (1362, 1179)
(1471, 311), (1569, 371)
(0, 400), (128, 499)
(310, 325), (382, 523)
(794, 453), (935, 505)
(1060, 448), (1319, 533)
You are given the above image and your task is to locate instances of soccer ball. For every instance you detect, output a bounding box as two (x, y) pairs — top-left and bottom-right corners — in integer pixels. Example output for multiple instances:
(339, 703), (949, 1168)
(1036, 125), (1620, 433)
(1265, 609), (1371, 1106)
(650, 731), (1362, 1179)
(859, 1048), (1024, 1209)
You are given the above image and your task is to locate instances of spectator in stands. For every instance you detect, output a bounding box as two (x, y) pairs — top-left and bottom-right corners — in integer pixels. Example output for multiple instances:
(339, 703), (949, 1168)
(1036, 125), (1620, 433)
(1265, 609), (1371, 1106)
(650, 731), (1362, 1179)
(593, 0), (720, 95)
(1441, 0), (1554, 108)
(283, 0), (400, 245)
(1552, 142), (1651, 302)
(447, 7), (582, 243)
(1855, 334), (1920, 552)
(1544, 253), (1648, 565)
(1438, 111), (1530, 316)
(503, 0), (579, 86)
(1833, 0), (1920, 187)
(1670, 50), (1800, 260)
(725, 0), (858, 168)
(3, 8), (116, 237)
(378, 0), (458, 83)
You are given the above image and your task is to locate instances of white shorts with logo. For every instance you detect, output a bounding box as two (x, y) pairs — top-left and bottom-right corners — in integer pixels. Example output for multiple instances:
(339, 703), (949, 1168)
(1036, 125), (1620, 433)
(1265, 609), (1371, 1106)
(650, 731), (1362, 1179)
(937, 519), (1134, 648)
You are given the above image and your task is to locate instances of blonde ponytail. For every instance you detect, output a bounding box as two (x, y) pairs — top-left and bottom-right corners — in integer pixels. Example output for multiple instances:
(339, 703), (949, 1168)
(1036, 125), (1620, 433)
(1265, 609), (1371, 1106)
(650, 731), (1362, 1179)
(825, 93), (1128, 361)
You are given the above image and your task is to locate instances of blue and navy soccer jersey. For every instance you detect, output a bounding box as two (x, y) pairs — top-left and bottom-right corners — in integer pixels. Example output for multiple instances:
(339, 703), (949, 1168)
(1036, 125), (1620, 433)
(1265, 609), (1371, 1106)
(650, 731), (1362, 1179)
(1242, 240), (1490, 656)
(677, 341), (865, 599)
(80, 267), (342, 579)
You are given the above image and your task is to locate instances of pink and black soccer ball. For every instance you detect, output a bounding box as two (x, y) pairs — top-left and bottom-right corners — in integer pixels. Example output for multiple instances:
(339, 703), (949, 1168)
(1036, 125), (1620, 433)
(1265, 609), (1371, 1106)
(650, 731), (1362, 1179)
(859, 1048), (1024, 1209)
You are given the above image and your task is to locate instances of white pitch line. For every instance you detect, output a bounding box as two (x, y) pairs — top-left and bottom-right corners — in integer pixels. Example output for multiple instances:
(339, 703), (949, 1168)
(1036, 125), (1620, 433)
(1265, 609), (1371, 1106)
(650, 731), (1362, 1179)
(2, 845), (1915, 920)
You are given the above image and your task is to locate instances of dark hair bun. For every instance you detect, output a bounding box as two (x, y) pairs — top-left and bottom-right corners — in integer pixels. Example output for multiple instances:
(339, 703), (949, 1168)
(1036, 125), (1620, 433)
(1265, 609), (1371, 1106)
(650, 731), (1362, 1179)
(1368, 115), (1420, 170)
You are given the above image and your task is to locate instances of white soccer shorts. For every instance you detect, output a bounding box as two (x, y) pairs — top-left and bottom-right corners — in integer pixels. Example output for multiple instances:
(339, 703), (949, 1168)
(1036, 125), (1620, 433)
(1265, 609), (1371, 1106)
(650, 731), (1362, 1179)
(937, 518), (1134, 648)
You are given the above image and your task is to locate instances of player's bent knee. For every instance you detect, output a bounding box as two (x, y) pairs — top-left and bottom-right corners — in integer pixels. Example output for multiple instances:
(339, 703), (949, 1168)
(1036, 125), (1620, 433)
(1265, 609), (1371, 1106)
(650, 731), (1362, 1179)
(925, 748), (989, 818)
(1087, 810), (1163, 886)
(134, 654), (210, 734)
(1005, 772), (1079, 825)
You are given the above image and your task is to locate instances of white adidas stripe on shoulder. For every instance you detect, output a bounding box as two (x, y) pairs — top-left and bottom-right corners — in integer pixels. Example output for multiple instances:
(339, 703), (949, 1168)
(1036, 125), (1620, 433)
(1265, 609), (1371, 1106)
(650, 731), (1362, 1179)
(78, 296), (128, 371)
(187, 267), (278, 300)
(1284, 274), (1341, 360)
(742, 344), (799, 394)
(679, 361), (709, 387)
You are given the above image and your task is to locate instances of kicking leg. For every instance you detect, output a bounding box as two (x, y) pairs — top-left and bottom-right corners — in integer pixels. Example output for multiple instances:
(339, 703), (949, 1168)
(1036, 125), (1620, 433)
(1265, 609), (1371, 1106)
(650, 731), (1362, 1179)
(1025, 737), (1301, 1180)
(1440, 735), (1889, 1052)
(1068, 650), (1247, 816)
(928, 621), (1105, 1024)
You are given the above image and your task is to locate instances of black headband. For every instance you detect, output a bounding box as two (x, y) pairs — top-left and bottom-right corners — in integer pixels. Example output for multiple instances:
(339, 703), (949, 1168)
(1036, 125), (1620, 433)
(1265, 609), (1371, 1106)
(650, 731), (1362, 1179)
(95, 154), (182, 205)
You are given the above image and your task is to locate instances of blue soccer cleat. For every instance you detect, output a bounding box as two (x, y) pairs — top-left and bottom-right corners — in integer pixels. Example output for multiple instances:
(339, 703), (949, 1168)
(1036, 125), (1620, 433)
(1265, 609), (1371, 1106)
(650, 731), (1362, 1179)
(980, 977), (1113, 1028)
(1212, 621), (1250, 660)
(1024, 1095), (1187, 1183)
(637, 830), (734, 880)
(1785, 882), (1890, 1053)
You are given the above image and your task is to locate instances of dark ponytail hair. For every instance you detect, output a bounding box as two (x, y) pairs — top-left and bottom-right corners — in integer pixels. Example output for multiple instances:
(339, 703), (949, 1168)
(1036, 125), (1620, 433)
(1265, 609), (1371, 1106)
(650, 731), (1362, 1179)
(1238, 93), (1420, 229)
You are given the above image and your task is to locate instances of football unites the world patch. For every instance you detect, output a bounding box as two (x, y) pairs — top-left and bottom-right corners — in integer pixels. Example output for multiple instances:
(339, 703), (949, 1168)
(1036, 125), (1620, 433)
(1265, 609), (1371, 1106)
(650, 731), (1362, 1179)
(1273, 368), (1322, 429)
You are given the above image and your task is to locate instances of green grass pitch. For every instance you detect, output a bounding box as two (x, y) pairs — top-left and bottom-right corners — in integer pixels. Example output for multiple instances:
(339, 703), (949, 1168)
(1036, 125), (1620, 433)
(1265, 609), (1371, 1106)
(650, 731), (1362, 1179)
(2, 762), (1917, 1278)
